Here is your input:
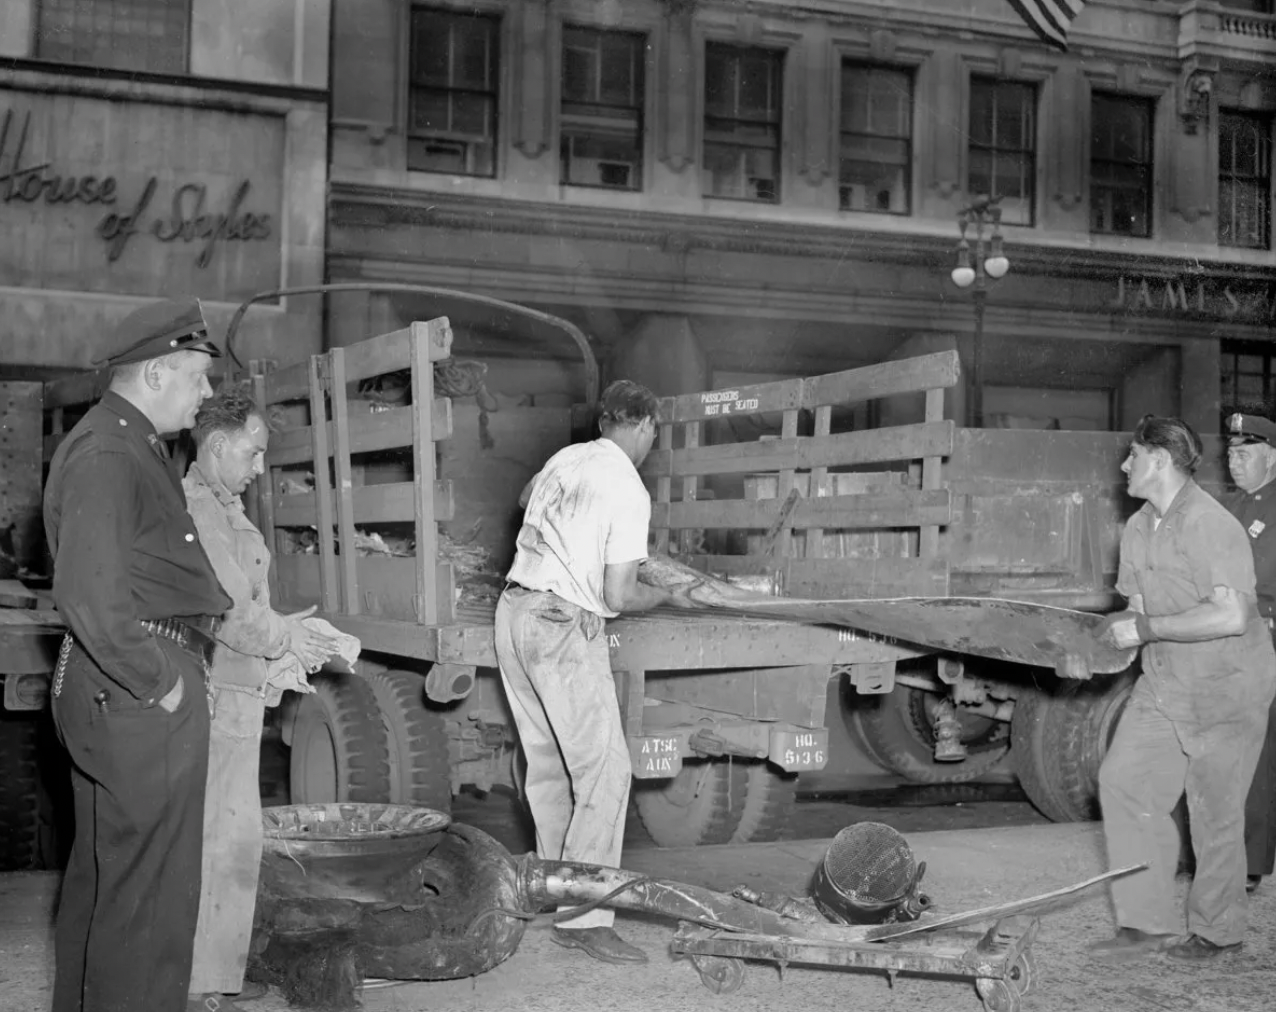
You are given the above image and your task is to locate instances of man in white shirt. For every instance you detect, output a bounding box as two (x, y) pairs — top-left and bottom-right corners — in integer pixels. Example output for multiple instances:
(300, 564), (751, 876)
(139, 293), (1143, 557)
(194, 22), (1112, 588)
(496, 379), (684, 965)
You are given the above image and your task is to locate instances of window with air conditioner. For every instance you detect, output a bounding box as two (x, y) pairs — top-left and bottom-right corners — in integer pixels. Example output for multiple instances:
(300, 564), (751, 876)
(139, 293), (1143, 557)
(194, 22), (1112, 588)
(702, 43), (783, 203)
(408, 7), (500, 177)
(560, 26), (645, 190)
(839, 64), (912, 214)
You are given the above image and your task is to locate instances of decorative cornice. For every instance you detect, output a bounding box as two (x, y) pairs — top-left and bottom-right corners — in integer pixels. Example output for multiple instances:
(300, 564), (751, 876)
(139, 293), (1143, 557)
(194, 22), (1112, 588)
(328, 183), (1276, 285)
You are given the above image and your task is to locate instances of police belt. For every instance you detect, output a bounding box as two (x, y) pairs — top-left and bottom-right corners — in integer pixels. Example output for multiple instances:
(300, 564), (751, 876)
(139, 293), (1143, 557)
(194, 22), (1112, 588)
(140, 615), (221, 667)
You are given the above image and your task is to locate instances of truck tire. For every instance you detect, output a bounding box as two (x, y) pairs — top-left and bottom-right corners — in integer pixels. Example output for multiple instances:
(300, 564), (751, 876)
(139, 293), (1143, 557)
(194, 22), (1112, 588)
(632, 758), (747, 848)
(730, 762), (798, 844)
(366, 669), (452, 815)
(1011, 669), (1137, 823)
(289, 673), (392, 804)
(0, 712), (41, 871)
(844, 685), (1011, 784)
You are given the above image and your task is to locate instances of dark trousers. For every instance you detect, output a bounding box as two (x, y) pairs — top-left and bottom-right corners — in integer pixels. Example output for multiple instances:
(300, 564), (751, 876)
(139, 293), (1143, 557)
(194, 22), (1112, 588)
(50, 639), (210, 1012)
(1245, 695), (1276, 878)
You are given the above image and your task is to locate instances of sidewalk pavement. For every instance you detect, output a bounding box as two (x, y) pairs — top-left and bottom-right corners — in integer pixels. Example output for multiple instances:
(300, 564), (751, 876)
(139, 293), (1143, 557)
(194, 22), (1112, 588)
(2, 822), (1272, 1012)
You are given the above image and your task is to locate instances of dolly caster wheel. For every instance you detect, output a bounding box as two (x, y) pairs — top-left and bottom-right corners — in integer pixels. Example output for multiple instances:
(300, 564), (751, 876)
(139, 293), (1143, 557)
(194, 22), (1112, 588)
(690, 954), (745, 995)
(1007, 950), (1036, 996)
(976, 977), (1022, 1012)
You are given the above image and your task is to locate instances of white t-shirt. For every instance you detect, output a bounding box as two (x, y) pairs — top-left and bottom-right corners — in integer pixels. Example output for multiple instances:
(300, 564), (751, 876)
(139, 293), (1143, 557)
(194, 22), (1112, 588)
(506, 437), (651, 618)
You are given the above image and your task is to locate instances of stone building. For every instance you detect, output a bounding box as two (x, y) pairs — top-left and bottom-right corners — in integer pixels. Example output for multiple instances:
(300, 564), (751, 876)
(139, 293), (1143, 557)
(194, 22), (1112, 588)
(325, 0), (1275, 433)
(0, 0), (331, 373)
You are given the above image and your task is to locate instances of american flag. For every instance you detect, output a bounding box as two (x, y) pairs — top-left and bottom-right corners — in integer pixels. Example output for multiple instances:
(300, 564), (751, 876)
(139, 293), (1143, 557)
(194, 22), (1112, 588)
(1007, 0), (1087, 51)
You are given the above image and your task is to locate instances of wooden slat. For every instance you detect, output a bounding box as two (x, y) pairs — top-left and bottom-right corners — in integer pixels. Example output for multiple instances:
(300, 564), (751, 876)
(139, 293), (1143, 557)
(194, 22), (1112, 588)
(806, 404), (833, 559)
(651, 489), (952, 530)
(411, 320), (449, 625)
(272, 554), (459, 628)
(658, 376), (804, 423)
(919, 387), (945, 559)
(308, 355), (339, 613)
(643, 421), (955, 478)
(801, 351), (961, 408)
(266, 318), (456, 404)
(653, 421), (674, 555)
(268, 400), (453, 466)
(785, 557), (952, 599)
(679, 421), (701, 555)
(274, 481), (455, 528)
(775, 408), (799, 559)
(329, 348), (360, 614)
(250, 368), (277, 562)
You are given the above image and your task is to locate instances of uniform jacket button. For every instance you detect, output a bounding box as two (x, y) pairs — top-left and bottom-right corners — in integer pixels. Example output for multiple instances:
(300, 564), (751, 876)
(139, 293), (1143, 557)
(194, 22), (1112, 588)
(185, 533), (195, 542)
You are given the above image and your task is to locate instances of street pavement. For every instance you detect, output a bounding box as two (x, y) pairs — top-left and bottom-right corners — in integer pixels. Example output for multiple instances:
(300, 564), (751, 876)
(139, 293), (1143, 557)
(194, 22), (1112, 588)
(3, 820), (1273, 1012)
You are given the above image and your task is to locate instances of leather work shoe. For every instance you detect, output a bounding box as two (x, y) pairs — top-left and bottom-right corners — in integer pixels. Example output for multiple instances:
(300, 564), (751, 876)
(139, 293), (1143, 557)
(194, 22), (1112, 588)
(1246, 875), (1262, 895)
(1165, 934), (1243, 960)
(1088, 927), (1176, 961)
(550, 926), (649, 965)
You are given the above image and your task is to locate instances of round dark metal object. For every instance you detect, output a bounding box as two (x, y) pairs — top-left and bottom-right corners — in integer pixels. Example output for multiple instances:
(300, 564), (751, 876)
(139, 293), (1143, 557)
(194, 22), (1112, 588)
(810, 822), (931, 925)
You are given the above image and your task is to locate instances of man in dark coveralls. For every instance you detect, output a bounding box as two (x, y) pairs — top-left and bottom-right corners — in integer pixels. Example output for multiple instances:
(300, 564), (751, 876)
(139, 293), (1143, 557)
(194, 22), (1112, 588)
(1221, 411), (1276, 895)
(43, 297), (233, 1012)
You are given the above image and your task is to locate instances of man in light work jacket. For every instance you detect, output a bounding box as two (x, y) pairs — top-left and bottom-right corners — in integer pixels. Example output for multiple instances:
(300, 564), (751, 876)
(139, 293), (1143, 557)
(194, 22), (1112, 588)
(1220, 411), (1276, 895)
(495, 379), (692, 965)
(182, 385), (341, 1009)
(1091, 415), (1276, 962)
(44, 298), (232, 1012)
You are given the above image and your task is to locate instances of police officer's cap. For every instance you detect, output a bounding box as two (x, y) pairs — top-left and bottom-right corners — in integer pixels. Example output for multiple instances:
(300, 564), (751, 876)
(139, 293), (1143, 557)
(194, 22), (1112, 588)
(1227, 412), (1276, 447)
(94, 297), (222, 369)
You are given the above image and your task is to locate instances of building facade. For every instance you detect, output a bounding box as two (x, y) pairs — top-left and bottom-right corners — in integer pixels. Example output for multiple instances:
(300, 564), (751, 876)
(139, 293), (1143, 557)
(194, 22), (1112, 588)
(0, 0), (331, 375)
(327, 0), (1275, 433)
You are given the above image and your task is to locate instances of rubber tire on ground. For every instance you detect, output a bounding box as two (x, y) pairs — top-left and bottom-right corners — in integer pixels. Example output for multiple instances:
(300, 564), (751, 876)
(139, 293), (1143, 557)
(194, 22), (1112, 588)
(289, 673), (393, 804)
(1010, 668), (1138, 823)
(730, 761), (798, 844)
(366, 669), (452, 815)
(0, 712), (41, 871)
(843, 684), (1011, 784)
(633, 758), (747, 848)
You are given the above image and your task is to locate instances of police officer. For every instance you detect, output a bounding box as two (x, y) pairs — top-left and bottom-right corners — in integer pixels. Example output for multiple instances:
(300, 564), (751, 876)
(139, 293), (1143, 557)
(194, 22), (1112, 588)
(43, 298), (233, 1012)
(1221, 411), (1276, 895)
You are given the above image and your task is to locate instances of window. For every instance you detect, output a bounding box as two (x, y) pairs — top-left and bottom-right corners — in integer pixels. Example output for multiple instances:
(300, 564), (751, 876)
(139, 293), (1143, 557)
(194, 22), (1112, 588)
(560, 27), (645, 190)
(839, 65), (912, 214)
(1221, 342), (1275, 416)
(702, 43), (783, 202)
(1218, 111), (1272, 250)
(36, 0), (189, 75)
(1090, 94), (1153, 237)
(968, 79), (1036, 226)
(408, 8), (500, 177)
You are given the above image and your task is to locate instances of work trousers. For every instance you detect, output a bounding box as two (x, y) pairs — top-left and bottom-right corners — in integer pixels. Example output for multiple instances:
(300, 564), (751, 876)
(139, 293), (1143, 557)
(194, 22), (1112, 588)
(1244, 694), (1276, 878)
(50, 638), (210, 1012)
(1099, 683), (1269, 946)
(494, 587), (631, 929)
(190, 684), (268, 995)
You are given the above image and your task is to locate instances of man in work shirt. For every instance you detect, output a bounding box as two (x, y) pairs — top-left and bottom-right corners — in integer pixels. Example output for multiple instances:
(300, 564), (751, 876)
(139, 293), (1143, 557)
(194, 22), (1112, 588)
(182, 385), (342, 1010)
(44, 298), (233, 1012)
(1091, 415), (1276, 962)
(495, 379), (688, 965)
(1221, 411), (1276, 895)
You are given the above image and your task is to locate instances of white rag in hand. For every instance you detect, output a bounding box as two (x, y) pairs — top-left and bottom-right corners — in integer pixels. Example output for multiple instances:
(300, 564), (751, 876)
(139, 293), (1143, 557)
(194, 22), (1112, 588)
(264, 617), (362, 707)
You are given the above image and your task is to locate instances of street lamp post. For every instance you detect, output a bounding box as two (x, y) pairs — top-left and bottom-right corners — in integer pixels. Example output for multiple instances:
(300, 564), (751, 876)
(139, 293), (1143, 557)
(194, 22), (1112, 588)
(951, 196), (1010, 427)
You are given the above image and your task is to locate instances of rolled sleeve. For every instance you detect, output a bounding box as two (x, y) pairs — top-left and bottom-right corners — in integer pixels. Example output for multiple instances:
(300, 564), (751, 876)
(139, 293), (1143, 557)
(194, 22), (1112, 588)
(52, 450), (170, 700)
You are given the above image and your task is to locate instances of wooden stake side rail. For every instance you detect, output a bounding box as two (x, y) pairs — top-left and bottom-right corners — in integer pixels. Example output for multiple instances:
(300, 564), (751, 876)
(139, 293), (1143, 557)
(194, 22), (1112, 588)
(642, 350), (960, 600)
(258, 317), (457, 628)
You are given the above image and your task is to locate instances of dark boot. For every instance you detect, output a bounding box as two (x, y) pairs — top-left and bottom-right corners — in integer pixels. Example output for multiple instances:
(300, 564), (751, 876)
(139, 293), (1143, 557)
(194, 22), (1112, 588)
(1088, 927), (1176, 961)
(1165, 934), (1243, 960)
(550, 926), (648, 965)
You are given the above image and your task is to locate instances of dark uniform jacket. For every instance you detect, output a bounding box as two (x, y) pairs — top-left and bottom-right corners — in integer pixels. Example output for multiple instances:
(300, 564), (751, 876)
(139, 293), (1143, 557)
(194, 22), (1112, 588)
(1221, 482), (1276, 624)
(44, 391), (231, 701)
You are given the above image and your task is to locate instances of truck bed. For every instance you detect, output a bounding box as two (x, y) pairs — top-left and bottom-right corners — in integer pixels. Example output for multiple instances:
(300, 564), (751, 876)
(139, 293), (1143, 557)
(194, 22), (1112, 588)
(325, 598), (921, 671)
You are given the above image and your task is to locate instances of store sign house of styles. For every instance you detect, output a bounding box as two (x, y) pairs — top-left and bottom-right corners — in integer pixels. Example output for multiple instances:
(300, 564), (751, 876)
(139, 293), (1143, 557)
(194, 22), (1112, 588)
(0, 108), (272, 267)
